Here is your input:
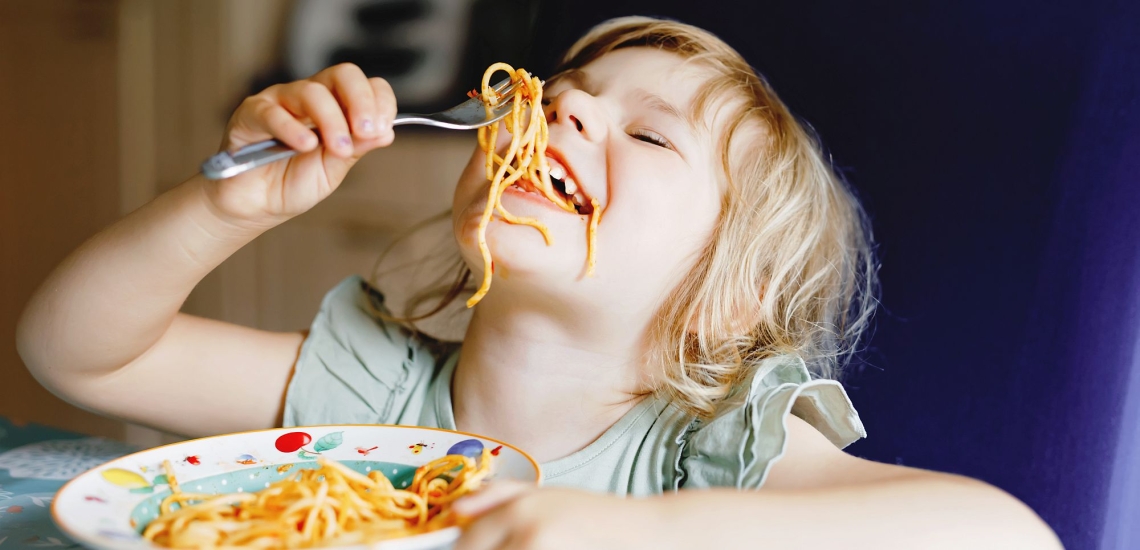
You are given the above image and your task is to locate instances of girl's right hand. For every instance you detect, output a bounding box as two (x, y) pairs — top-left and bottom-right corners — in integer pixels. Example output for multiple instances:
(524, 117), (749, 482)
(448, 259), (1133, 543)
(204, 63), (397, 228)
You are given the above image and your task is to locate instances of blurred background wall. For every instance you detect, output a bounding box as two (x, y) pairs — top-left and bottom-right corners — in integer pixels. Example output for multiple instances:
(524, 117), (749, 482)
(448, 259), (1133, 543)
(1, 0), (537, 445)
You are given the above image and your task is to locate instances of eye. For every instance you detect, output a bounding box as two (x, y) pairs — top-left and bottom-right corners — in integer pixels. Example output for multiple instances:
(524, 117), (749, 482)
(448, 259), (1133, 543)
(629, 128), (674, 150)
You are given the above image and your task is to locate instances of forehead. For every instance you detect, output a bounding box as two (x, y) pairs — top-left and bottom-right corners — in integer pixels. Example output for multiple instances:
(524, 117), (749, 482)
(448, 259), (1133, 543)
(564, 48), (707, 110)
(565, 47), (745, 139)
(577, 46), (694, 80)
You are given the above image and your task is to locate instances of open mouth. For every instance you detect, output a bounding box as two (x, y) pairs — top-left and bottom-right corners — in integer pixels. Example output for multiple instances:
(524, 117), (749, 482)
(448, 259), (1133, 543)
(510, 158), (595, 215)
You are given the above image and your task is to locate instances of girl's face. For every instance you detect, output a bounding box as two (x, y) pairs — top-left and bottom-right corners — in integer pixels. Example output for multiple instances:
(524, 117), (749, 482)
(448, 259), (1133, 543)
(452, 47), (723, 318)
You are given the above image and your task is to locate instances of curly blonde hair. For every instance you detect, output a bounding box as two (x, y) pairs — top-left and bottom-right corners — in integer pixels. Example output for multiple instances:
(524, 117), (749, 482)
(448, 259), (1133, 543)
(376, 16), (878, 419)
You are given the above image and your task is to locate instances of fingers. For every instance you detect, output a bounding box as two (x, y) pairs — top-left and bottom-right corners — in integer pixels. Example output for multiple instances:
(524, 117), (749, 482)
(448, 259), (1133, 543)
(231, 97), (319, 153)
(332, 76), (398, 154)
(227, 63), (397, 158)
(311, 63), (378, 136)
(312, 64), (398, 146)
(368, 76), (398, 144)
(273, 80), (353, 158)
(454, 501), (520, 550)
(454, 480), (531, 518)
(453, 482), (533, 550)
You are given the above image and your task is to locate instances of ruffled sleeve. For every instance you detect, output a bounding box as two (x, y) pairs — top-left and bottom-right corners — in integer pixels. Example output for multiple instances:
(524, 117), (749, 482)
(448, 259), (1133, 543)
(677, 354), (866, 489)
(282, 275), (441, 427)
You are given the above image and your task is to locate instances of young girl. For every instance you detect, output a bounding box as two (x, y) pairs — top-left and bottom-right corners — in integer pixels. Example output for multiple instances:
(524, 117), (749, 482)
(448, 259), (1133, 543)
(18, 16), (1058, 549)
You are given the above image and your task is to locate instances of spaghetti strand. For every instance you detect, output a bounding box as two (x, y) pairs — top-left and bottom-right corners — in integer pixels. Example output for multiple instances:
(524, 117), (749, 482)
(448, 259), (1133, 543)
(467, 63), (603, 307)
(145, 450), (493, 548)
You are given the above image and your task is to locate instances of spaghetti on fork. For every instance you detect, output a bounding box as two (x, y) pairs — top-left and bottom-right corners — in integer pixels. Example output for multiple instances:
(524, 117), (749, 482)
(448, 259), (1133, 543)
(467, 63), (603, 307)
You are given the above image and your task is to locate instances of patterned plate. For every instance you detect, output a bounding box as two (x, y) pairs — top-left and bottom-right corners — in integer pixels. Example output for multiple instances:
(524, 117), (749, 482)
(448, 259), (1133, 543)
(52, 425), (540, 549)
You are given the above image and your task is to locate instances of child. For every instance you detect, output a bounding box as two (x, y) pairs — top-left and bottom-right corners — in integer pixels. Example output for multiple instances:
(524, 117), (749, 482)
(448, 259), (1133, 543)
(18, 16), (1058, 548)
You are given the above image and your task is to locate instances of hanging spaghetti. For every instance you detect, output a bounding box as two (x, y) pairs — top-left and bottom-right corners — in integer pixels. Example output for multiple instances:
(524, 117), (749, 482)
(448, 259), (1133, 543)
(467, 63), (603, 307)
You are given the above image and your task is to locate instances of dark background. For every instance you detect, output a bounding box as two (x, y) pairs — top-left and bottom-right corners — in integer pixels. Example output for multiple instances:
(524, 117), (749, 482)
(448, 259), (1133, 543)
(517, 1), (1139, 548)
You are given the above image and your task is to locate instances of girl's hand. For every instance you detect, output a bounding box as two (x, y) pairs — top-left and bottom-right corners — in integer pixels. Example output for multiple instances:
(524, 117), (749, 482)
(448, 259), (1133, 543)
(453, 483), (669, 550)
(206, 63), (397, 228)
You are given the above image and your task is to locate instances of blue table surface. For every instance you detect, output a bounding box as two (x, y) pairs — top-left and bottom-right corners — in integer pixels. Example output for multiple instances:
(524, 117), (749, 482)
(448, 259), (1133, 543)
(0, 417), (136, 549)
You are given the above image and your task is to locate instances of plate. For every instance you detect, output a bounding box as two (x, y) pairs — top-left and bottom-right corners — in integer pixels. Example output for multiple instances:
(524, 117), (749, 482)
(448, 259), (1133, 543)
(52, 424), (540, 549)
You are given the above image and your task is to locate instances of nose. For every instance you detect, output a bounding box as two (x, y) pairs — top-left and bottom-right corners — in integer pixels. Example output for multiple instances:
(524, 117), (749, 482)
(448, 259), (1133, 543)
(545, 88), (604, 143)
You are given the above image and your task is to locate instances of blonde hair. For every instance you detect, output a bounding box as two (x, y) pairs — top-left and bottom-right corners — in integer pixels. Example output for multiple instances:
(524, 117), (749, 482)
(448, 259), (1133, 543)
(376, 16), (878, 419)
(558, 18), (870, 417)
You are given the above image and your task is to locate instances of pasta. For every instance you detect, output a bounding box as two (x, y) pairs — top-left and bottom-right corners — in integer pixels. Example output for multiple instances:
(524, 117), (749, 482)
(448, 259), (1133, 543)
(143, 450), (492, 548)
(467, 63), (603, 307)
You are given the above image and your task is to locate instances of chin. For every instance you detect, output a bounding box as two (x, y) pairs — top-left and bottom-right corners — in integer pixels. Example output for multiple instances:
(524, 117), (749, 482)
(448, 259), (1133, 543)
(456, 213), (591, 285)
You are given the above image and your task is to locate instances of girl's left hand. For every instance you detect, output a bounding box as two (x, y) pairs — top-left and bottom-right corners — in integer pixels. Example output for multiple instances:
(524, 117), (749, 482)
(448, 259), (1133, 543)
(453, 482), (669, 550)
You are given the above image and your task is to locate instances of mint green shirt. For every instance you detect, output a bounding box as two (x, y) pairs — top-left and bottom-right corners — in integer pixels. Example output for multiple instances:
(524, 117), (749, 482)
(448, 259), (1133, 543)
(283, 276), (866, 496)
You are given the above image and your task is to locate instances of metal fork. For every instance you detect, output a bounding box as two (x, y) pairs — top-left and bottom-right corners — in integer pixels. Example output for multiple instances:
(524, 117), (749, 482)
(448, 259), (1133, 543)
(200, 77), (521, 180)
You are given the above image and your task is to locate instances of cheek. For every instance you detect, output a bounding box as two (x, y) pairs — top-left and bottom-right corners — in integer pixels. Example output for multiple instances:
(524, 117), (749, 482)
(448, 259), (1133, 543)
(453, 148), (486, 212)
(600, 172), (721, 282)
(451, 124), (518, 217)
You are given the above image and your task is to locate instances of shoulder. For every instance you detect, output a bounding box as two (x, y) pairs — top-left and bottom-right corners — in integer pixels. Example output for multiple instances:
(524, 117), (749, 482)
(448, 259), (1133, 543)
(677, 354), (866, 490)
(282, 275), (452, 427)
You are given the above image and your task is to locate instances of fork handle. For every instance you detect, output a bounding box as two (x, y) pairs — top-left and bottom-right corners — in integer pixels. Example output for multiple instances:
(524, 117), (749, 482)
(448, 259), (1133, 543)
(200, 114), (424, 180)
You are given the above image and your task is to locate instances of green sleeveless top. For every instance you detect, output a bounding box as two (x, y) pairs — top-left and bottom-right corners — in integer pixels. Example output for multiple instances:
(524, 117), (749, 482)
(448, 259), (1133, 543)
(283, 276), (866, 496)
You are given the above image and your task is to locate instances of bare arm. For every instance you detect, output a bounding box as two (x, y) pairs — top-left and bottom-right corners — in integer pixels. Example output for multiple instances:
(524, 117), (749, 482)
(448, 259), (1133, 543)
(16, 63), (397, 437)
(648, 416), (1062, 549)
(454, 416), (1061, 549)
(647, 476), (1060, 550)
(17, 178), (303, 437)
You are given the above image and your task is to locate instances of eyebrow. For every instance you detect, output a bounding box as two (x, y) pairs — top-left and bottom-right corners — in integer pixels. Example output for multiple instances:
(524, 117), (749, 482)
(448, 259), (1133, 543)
(632, 89), (696, 134)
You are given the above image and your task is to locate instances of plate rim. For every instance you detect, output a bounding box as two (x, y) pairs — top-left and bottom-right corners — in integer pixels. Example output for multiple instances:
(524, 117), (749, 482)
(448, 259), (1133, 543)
(50, 423), (542, 548)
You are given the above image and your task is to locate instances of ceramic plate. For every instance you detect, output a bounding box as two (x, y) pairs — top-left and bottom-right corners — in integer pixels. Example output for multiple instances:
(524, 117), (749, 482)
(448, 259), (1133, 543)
(52, 424), (540, 549)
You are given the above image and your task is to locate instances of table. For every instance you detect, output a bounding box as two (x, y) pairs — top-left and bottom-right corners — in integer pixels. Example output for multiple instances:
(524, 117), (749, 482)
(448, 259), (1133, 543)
(0, 417), (135, 549)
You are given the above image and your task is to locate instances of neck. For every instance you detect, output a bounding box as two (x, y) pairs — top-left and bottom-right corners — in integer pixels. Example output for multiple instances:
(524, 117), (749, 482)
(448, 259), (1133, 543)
(451, 294), (649, 463)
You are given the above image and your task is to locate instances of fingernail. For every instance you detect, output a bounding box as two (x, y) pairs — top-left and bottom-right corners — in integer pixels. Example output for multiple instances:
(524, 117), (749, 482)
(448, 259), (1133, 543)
(338, 135), (352, 150)
(361, 118), (375, 133)
(378, 118), (392, 133)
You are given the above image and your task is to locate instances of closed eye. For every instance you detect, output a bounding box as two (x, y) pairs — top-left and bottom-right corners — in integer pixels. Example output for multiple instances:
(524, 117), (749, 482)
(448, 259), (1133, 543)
(629, 128), (674, 150)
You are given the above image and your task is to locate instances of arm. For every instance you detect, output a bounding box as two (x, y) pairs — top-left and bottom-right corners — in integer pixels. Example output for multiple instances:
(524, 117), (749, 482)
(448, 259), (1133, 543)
(16, 177), (303, 436)
(16, 63), (397, 437)
(648, 416), (1062, 549)
(454, 416), (1061, 550)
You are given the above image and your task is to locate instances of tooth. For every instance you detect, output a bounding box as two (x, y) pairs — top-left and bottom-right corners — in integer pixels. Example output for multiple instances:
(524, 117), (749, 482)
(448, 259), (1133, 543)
(549, 165), (566, 181)
(563, 177), (578, 195)
(572, 193), (584, 207)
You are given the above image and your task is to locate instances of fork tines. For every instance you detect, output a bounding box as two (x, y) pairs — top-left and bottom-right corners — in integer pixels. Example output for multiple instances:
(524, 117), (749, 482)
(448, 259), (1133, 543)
(487, 77), (526, 108)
